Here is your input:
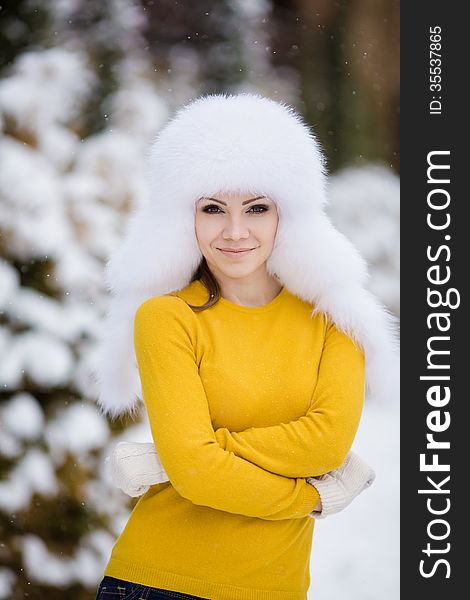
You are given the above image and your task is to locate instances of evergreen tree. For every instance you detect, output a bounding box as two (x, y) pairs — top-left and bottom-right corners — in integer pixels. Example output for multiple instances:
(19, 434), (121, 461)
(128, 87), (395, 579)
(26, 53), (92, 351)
(0, 2), (169, 597)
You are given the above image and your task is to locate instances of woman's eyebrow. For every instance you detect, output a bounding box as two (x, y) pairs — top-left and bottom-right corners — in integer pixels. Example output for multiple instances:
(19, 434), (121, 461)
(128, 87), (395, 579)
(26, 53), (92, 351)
(199, 196), (267, 206)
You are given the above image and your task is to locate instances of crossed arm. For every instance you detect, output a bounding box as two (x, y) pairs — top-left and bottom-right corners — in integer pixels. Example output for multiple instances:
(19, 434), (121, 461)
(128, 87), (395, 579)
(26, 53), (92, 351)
(213, 321), (365, 478)
(134, 296), (364, 521)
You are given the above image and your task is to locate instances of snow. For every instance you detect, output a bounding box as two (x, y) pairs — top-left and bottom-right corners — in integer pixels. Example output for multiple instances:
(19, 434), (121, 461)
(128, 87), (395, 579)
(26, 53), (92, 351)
(0, 449), (59, 512)
(44, 403), (109, 465)
(61, 178), (121, 257)
(309, 396), (400, 599)
(106, 78), (170, 137)
(21, 535), (70, 587)
(21, 531), (112, 587)
(16, 290), (98, 341)
(0, 327), (8, 358)
(0, 429), (22, 459)
(328, 165), (400, 315)
(0, 259), (19, 308)
(0, 331), (23, 389)
(0, 331), (74, 389)
(53, 245), (105, 297)
(0, 138), (71, 260)
(0, 47), (94, 127)
(0, 568), (15, 600)
(1, 392), (44, 441)
(72, 341), (102, 400)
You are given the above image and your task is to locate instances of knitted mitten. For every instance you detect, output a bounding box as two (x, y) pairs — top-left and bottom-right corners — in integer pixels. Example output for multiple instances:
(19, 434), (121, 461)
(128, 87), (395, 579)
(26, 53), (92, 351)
(105, 441), (169, 497)
(306, 451), (376, 519)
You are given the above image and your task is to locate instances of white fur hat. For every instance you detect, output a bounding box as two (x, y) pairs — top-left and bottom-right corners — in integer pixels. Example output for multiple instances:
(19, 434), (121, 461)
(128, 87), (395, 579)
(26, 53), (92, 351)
(95, 93), (398, 419)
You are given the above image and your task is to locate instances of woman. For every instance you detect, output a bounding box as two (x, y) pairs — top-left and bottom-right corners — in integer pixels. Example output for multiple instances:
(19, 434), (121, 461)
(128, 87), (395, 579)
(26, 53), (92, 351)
(95, 94), (397, 599)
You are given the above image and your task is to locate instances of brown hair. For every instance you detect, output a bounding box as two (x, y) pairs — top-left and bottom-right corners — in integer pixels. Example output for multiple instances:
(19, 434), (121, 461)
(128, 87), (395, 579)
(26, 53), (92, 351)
(186, 258), (221, 312)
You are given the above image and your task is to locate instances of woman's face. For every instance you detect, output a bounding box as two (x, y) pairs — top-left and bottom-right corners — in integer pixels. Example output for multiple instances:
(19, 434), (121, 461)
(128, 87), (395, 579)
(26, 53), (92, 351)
(195, 191), (279, 281)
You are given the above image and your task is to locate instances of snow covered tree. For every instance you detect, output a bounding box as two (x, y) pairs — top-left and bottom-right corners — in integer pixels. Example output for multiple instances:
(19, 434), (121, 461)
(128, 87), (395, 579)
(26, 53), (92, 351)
(0, 4), (169, 597)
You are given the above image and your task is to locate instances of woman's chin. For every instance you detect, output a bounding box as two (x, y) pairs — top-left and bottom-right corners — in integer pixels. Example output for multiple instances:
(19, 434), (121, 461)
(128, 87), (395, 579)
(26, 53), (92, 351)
(214, 262), (263, 280)
(219, 268), (255, 280)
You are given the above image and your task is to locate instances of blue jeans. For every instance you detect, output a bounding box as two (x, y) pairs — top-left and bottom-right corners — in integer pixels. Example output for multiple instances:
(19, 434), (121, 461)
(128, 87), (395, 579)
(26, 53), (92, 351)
(95, 576), (208, 600)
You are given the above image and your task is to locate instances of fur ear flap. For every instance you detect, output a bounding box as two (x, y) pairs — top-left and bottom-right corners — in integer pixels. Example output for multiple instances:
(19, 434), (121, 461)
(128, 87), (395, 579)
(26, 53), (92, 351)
(267, 211), (368, 301)
(330, 286), (399, 404)
(94, 292), (145, 420)
(97, 208), (203, 419)
(268, 211), (398, 405)
(95, 205), (204, 419)
(105, 207), (202, 297)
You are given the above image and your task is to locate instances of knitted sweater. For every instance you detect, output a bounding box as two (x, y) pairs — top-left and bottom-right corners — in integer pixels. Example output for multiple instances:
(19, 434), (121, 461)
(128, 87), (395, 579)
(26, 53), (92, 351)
(103, 279), (365, 599)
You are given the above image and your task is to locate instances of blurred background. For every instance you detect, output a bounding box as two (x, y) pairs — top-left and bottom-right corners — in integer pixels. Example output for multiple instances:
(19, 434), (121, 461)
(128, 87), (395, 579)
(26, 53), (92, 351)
(0, 1), (399, 598)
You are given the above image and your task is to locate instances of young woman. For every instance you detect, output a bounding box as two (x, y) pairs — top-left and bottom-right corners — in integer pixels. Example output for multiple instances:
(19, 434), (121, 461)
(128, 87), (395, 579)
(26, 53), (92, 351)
(95, 94), (397, 600)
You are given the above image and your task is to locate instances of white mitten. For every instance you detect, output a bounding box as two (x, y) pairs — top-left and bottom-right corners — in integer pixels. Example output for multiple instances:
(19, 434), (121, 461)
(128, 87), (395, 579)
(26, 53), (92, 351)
(306, 451), (376, 519)
(105, 441), (169, 497)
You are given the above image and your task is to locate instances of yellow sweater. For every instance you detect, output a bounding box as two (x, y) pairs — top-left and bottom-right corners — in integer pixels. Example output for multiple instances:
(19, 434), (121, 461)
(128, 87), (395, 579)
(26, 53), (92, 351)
(104, 279), (365, 599)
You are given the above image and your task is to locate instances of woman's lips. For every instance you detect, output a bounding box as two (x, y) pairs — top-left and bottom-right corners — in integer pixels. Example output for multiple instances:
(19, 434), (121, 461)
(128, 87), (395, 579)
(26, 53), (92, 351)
(217, 247), (256, 258)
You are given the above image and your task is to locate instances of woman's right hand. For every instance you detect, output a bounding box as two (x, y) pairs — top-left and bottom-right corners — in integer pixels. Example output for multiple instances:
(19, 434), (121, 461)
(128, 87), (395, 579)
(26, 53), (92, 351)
(104, 441), (169, 497)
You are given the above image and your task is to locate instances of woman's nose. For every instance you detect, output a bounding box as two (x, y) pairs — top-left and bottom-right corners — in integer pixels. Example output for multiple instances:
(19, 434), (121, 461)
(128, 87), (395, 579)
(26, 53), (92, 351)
(222, 217), (250, 240)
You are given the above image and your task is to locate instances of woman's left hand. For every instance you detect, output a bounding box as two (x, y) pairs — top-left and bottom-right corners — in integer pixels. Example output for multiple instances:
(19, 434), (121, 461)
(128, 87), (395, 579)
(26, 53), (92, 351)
(105, 441), (169, 497)
(306, 451), (376, 519)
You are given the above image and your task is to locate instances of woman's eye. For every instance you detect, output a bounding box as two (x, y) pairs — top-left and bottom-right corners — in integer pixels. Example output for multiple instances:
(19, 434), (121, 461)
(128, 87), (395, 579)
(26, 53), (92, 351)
(248, 204), (269, 213)
(202, 204), (222, 213)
